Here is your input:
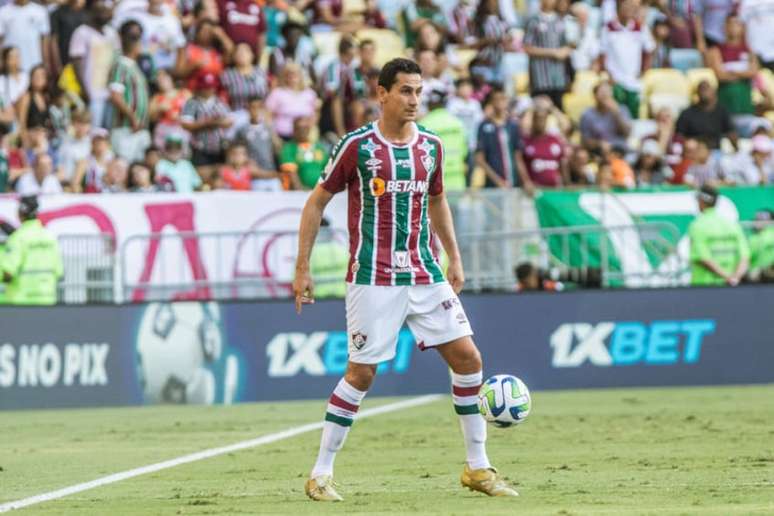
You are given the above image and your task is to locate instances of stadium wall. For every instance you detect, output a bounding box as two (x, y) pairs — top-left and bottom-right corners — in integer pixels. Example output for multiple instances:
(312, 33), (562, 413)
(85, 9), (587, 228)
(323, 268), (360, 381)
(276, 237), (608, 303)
(1, 285), (773, 410)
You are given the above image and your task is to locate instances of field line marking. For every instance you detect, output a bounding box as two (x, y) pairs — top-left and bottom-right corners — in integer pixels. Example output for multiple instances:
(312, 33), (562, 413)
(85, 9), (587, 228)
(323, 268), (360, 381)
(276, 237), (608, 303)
(0, 394), (443, 513)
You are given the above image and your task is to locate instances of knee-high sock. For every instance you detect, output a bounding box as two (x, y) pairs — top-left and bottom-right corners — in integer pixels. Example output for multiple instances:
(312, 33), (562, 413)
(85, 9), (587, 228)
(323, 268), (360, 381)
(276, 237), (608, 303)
(310, 378), (367, 478)
(451, 371), (491, 470)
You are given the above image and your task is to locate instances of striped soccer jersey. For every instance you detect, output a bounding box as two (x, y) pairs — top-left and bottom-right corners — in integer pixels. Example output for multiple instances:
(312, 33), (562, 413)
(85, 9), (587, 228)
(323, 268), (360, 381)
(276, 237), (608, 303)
(319, 121), (446, 286)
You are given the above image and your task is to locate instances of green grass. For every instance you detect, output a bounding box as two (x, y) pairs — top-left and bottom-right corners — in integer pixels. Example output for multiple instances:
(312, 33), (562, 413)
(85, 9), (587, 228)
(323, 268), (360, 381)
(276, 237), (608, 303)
(2, 385), (773, 515)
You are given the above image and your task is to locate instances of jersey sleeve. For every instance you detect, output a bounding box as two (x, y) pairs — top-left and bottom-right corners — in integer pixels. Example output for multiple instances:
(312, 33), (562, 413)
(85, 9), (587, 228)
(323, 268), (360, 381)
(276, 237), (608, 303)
(319, 135), (358, 194)
(429, 139), (444, 196)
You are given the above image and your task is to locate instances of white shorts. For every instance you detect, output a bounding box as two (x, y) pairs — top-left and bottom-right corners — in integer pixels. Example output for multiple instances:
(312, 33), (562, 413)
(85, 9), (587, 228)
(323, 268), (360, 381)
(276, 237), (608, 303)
(345, 282), (473, 364)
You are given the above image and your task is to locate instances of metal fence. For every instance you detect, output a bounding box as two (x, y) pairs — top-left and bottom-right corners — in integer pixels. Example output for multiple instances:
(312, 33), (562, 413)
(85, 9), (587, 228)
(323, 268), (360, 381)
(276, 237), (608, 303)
(58, 233), (116, 304)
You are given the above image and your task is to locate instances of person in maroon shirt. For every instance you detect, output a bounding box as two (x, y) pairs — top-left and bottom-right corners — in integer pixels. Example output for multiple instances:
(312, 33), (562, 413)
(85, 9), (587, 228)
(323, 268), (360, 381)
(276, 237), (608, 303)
(217, 0), (266, 58)
(521, 106), (568, 187)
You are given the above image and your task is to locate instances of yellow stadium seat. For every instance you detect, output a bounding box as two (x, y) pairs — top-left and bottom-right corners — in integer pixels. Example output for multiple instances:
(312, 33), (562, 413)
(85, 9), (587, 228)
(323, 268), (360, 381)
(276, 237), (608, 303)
(514, 72), (529, 95)
(686, 67), (718, 94)
(642, 68), (691, 99)
(756, 68), (774, 100)
(572, 70), (603, 95)
(455, 48), (478, 72)
(356, 28), (406, 66)
(562, 92), (595, 124)
(312, 31), (342, 60)
(343, 0), (366, 16)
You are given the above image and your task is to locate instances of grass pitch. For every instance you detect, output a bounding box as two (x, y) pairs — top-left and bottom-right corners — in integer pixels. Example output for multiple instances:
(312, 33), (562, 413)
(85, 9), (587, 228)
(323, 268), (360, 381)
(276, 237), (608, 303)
(1, 384), (773, 515)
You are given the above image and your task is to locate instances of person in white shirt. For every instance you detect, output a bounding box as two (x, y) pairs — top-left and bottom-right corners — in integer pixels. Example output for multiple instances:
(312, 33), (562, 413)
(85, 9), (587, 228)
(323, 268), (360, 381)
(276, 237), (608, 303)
(739, 0), (774, 71)
(115, 0), (186, 71)
(0, 0), (51, 72)
(0, 46), (28, 108)
(447, 77), (484, 159)
(16, 152), (63, 196)
(725, 134), (774, 184)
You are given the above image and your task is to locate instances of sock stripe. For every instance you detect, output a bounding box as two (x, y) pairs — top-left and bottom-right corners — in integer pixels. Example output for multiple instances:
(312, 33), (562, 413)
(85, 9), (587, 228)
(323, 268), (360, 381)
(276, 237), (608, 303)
(452, 385), (481, 397)
(325, 412), (354, 427)
(454, 404), (480, 415)
(329, 393), (360, 413)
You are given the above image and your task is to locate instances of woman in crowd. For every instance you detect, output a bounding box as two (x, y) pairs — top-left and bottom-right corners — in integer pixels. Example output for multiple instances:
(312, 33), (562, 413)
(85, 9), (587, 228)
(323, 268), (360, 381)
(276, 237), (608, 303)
(221, 42), (269, 132)
(177, 18), (233, 92)
(16, 65), (53, 148)
(0, 47), (28, 110)
(265, 63), (318, 140)
(149, 69), (191, 151)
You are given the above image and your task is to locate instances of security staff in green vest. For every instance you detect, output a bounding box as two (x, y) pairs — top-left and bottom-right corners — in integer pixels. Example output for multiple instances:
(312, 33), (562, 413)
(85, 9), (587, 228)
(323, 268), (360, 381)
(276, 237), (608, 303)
(420, 87), (468, 191)
(688, 185), (750, 286)
(309, 218), (348, 298)
(0, 196), (63, 304)
(0, 221), (15, 304)
(748, 209), (774, 282)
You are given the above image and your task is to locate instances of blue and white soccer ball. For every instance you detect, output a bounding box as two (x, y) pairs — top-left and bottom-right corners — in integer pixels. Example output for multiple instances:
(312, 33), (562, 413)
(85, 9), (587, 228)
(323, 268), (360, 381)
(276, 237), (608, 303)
(478, 374), (532, 427)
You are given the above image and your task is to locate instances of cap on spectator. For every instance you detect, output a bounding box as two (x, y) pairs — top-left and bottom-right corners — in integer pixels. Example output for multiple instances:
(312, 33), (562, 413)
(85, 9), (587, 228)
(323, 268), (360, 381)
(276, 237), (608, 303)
(641, 139), (662, 157)
(91, 127), (109, 140)
(697, 184), (718, 205)
(165, 133), (184, 148)
(752, 135), (772, 154)
(195, 73), (220, 91)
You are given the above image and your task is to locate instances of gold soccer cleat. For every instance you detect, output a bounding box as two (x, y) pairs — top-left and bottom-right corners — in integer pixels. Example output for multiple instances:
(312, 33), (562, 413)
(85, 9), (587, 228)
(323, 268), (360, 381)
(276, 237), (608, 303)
(460, 464), (519, 497)
(305, 475), (344, 502)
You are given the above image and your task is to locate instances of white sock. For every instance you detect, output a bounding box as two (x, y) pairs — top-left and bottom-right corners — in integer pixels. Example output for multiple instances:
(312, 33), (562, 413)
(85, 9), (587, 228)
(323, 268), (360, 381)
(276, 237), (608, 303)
(451, 371), (491, 470)
(310, 378), (367, 478)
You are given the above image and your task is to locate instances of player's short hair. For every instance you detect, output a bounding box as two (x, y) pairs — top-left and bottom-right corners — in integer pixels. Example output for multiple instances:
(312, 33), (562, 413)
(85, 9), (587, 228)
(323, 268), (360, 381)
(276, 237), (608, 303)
(378, 58), (421, 91)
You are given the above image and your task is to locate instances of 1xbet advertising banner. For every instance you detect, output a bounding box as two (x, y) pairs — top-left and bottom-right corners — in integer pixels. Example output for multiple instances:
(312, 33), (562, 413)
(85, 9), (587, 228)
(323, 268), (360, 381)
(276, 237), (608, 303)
(2, 286), (773, 409)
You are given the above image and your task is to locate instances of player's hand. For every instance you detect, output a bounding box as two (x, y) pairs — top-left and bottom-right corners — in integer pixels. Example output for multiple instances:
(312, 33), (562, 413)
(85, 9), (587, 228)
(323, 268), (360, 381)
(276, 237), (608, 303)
(446, 258), (465, 295)
(293, 269), (315, 314)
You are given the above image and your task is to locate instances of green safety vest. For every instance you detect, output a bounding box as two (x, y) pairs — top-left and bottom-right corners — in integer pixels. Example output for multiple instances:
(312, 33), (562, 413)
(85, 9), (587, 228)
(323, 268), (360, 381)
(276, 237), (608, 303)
(688, 208), (750, 286)
(420, 108), (468, 191)
(310, 239), (349, 299)
(749, 226), (774, 273)
(0, 219), (63, 305)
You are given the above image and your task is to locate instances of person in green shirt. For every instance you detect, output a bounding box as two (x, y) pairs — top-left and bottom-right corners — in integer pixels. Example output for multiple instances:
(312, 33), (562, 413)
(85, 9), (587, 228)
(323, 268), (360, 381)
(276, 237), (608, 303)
(748, 209), (774, 282)
(420, 87), (468, 191)
(0, 196), (64, 305)
(279, 116), (328, 190)
(688, 185), (750, 286)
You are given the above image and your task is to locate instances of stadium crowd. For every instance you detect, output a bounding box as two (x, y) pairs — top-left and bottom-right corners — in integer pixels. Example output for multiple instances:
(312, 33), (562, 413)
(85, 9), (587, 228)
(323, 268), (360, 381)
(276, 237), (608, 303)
(0, 0), (770, 195)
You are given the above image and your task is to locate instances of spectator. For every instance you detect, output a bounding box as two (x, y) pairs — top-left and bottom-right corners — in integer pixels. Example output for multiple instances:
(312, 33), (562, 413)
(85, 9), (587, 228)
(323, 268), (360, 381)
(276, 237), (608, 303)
(180, 72), (232, 180)
(17, 65), (53, 149)
(670, 136), (698, 184)
(568, 2), (601, 72)
(75, 128), (112, 193)
(122, 0), (186, 72)
(149, 69), (191, 151)
(178, 19), (233, 92)
(16, 152), (62, 195)
(651, 19), (672, 68)
(265, 62), (318, 140)
(155, 134), (202, 193)
(450, 0), (476, 47)
(740, 0), (774, 72)
(675, 80), (737, 150)
(417, 49), (453, 115)
(567, 146), (596, 184)
(402, 1), (447, 49)
(351, 68), (381, 128)
(447, 78), (484, 170)
(475, 86), (532, 191)
(706, 15), (760, 136)
(127, 161), (157, 192)
(309, 0), (346, 31)
(523, 0), (572, 110)
(102, 157), (129, 193)
(748, 209), (774, 282)
(107, 20), (151, 164)
(0, 47), (28, 109)
(268, 21), (317, 85)
(514, 262), (562, 292)
(216, 0), (266, 58)
(0, 123), (10, 193)
(692, 0), (735, 51)
(50, 0), (89, 73)
(57, 109), (92, 189)
(421, 87), (468, 191)
(521, 105), (568, 187)
(659, 0), (696, 49)
(472, 0), (511, 83)
(684, 136), (724, 185)
(600, 0), (655, 118)
(688, 184), (749, 286)
(634, 139), (671, 186)
(69, 0), (120, 128)
(279, 115), (327, 190)
(0, 0), (51, 73)
(519, 95), (572, 138)
(725, 134), (774, 184)
(607, 143), (636, 188)
(580, 81), (632, 155)
(216, 141), (252, 191)
(235, 96), (281, 188)
(221, 42), (269, 114)
(143, 145), (161, 176)
(319, 36), (363, 139)
(650, 107), (681, 165)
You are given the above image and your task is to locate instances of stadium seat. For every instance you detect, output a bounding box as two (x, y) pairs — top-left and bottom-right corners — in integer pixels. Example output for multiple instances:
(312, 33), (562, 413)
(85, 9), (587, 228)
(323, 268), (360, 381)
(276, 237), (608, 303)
(455, 48), (478, 73)
(572, 70), (603, 95)
(562, 92), (595, 124)
(343, 0), (367, 16)
(642, 68), (691, 99)
(356, 28), (406, 66)
(514, 72), (529, 95)
(312, 31), (342, 61)
(648, 93), (690, 119)
(669, 49), (703, 72)
(755, 68), (774, 99)
(686, 68), (718, 94)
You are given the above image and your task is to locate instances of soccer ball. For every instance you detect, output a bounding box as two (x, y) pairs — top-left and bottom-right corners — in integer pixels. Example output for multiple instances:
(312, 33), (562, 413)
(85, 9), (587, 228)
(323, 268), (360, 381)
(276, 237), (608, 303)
(136, 302), (223, 405)
(478, 374), (531, 427)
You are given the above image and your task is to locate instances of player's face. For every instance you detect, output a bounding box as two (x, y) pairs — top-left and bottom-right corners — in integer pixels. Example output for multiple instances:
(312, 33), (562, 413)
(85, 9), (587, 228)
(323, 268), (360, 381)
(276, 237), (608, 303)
(380, 73), (422, 123)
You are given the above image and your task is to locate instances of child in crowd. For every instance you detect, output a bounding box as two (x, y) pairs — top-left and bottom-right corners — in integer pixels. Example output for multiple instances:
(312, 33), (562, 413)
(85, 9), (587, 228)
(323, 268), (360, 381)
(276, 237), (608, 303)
(155, 134), (202, 193)
(149, 69), (191, 151)
(684, 137), (724, 186)
(127, 162), (158, 193)
(236, 96), (281, 185)
(652, 19), (672, 69)
(74, 128), (113, 193)
(57, 110), (92, 190)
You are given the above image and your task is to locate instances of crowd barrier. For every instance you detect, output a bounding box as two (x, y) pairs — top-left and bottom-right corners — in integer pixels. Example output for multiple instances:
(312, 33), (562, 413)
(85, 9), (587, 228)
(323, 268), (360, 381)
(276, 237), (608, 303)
(2, 285), (772, 410)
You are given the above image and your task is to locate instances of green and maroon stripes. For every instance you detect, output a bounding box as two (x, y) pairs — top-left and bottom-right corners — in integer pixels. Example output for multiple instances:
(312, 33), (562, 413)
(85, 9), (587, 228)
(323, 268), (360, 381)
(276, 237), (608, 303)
(393, 146), (413, 286)
(325, 392), (360, 427)
(452, 383), (481, 416)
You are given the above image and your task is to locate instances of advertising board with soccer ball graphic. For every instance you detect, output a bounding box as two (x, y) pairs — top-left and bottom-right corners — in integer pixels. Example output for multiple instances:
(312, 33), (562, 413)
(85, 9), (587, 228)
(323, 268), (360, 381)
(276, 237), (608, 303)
(2, 285), (774, 410)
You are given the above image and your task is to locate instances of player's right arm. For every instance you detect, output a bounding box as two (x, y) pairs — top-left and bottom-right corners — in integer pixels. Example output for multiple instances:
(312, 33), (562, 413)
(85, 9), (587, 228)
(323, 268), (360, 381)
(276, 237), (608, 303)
(294, 185), (335, 313)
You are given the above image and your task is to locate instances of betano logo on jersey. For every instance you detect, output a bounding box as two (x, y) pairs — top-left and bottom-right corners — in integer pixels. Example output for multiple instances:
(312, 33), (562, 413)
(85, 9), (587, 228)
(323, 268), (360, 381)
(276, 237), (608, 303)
(550, 319), (716, 367)
(369, 178), (428, 197)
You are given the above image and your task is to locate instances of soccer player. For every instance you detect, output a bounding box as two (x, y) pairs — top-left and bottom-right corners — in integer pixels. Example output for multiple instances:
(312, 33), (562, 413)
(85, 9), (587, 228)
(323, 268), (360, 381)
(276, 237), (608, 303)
(293, 58), (518, 502)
